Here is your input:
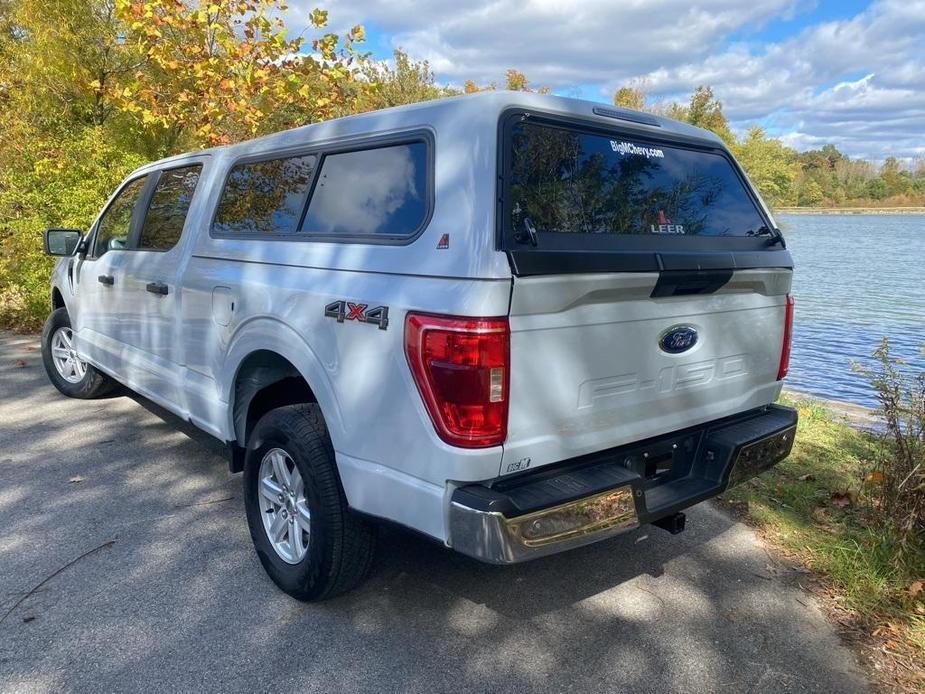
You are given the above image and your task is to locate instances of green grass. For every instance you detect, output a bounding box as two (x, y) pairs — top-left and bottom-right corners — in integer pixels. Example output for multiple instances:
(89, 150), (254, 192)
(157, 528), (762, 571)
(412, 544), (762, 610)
(721, 396), (925, 664)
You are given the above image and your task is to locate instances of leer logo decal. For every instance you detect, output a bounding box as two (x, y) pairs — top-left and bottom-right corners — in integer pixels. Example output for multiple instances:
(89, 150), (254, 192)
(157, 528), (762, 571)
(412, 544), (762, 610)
(324, 300), (390, 330)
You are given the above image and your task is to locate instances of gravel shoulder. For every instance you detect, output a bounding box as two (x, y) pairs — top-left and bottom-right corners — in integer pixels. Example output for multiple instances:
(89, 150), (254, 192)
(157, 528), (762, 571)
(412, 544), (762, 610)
(0, 331), (869, 693)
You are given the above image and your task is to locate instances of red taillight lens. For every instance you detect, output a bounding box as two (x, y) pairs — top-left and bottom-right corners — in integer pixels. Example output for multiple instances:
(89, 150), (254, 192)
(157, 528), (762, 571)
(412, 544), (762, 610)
(405, 313), (510, 448)
(777, 294), (794, 381)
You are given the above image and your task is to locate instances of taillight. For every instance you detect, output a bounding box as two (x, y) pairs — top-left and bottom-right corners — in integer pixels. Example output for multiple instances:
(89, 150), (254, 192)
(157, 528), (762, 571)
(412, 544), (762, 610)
(405, 313), (510, 448)
(777, 294), (794, 381)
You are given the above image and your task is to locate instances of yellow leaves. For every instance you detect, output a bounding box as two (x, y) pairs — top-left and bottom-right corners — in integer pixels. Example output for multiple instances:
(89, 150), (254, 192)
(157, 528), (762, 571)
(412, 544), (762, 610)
(865, 470), (886, 485)
(309, 8), (328, 28)
(102, 0), (369, 149)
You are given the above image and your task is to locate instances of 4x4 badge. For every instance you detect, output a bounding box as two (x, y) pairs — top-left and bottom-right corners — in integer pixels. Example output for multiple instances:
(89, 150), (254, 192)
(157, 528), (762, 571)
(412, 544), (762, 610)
(324, 300), (389, 330)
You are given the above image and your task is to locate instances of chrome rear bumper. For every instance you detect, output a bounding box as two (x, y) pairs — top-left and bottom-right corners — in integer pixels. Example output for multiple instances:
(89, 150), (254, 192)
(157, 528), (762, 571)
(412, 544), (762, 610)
(447, 404), (797, 564)
(449, 486), (638, 564)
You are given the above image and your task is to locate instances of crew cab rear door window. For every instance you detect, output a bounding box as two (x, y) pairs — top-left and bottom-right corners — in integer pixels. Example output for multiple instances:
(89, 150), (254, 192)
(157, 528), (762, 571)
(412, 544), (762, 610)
(138, 165), (202, 251)
(508, 121), (767, 239)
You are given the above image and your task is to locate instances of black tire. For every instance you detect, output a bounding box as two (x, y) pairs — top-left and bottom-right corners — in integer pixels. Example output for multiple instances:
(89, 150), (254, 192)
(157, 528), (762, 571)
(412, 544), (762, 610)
(41, 307), (116, 399)
(243, 403), (377, 600)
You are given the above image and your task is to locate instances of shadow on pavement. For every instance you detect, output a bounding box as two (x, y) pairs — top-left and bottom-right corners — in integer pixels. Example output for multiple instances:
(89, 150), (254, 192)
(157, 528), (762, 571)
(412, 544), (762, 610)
(0, 332), (867, 693)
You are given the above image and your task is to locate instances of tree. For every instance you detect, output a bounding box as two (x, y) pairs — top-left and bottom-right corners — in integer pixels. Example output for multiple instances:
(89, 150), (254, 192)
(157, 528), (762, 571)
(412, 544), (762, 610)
(113, 2), (368, 150)
(731, 127), (799, 207)
(360, 49), (458, 109)
(461, 69), (547, 94)
(685, 85), (733, 144)
(613, 86), (645, 111)
(880, 157), (909, 197)
(3, 0), (139, 130)
(795, 176), (824, 206)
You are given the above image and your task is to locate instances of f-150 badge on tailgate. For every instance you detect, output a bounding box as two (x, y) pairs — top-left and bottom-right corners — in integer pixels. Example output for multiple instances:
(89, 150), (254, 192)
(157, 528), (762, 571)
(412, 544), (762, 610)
(324, 300), (390, 330)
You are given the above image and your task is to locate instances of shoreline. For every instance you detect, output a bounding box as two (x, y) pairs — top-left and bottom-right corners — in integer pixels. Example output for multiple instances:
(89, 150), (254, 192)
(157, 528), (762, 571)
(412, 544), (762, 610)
(776, 206), (925, 215)
(782, 388), (880, 428)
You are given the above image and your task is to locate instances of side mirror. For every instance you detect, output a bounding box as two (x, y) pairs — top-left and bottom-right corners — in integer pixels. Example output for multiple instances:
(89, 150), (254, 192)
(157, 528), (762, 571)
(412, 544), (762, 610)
(44, 229), (84, 257)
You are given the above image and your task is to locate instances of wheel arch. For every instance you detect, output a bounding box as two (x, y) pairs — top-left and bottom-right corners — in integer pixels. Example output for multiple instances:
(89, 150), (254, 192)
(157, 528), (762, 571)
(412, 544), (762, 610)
(222, 319), (344, 453)
(51, 286), (66, 311)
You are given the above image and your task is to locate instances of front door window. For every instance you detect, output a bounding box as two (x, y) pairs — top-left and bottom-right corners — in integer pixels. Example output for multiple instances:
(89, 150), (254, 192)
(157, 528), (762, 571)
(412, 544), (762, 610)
(94, 176), (147, 256)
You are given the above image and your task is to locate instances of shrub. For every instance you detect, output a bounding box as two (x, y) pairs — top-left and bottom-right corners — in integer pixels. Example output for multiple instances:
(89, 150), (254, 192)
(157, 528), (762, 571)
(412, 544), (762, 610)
(0, 126), (145, 330)
(856, 339), (925, 554)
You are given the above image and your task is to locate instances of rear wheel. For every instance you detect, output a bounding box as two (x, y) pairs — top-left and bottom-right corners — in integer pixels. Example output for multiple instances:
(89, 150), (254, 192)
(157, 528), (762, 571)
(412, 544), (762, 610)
(41, 307), (115, 399)
(243, 403), (376, 600)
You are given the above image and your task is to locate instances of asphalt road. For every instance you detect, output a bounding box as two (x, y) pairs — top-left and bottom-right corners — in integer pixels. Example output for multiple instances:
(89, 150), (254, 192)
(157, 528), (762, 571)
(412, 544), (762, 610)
(0, 331), (868, 693)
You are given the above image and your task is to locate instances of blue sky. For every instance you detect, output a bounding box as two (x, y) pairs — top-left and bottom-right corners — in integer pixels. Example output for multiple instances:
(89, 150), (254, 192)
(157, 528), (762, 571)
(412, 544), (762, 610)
(291, 1), (925, 161)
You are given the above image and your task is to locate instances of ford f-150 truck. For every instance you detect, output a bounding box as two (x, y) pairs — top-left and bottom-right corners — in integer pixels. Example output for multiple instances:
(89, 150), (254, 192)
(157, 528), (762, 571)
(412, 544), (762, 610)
(41, 92), (797, 600)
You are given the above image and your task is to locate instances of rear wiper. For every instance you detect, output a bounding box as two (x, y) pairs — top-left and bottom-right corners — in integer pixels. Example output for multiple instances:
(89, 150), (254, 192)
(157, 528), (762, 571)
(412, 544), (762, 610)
(750, 225), (786, 249)
(514, 217), (539, 247)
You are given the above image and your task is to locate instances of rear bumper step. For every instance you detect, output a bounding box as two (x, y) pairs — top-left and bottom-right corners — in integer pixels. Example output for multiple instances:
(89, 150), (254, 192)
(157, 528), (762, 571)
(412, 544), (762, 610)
(449, 404), (797, 564)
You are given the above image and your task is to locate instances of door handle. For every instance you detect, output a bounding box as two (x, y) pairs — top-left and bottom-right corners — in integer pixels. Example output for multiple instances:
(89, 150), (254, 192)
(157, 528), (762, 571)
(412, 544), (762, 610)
(146, 281), (169, 296)
(98, 274), (114, 286)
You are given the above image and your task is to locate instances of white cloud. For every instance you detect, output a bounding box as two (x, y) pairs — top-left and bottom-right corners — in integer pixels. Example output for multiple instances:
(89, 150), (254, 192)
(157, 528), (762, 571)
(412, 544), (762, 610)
(289, 0), (925, 159)
(302, 0), (799, 84)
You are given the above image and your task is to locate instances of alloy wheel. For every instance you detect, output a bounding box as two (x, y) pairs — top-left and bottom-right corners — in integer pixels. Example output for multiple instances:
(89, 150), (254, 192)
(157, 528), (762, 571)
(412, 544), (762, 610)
(50, 327), (87, 384)
(257, 447), (312, 564)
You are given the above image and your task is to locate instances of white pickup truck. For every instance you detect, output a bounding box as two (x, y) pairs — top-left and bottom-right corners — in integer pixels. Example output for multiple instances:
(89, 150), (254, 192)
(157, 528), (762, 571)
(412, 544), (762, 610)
(41, 92), (797, 600)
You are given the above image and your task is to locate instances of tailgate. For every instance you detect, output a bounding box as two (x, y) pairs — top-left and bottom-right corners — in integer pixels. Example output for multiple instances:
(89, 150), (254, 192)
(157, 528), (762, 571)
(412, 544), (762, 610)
(500, 269), (791, 473)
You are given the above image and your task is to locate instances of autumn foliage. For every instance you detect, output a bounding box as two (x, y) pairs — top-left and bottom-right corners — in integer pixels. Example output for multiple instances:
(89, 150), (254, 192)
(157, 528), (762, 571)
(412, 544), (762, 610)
(112, 2), (368, 147)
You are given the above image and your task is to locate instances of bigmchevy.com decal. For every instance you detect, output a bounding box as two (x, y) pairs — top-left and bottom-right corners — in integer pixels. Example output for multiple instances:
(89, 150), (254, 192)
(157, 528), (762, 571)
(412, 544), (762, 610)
(609, 140), (665, 159)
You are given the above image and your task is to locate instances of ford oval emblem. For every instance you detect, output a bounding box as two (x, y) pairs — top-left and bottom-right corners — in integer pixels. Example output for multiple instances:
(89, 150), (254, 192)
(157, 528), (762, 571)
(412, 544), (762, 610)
(659, 326), (698, 354)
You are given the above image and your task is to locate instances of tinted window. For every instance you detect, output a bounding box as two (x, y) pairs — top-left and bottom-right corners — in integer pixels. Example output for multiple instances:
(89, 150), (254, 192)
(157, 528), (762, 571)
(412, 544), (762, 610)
(509, 122), (766, 237)
(213, 155), (316, 235)
(139, 166), (202, 250)
(302, 142), (427, 237)
(94, 176), (147, 256)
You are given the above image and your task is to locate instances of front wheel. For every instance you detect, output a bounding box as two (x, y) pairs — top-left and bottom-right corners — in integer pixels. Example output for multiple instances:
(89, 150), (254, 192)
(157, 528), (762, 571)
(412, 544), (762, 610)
(243, 403), (377, 600)
(41, 307), (115, 399)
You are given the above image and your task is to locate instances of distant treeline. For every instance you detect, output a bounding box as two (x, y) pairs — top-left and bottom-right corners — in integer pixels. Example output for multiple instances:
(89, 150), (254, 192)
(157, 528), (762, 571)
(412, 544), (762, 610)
(1, 0), (922, 329)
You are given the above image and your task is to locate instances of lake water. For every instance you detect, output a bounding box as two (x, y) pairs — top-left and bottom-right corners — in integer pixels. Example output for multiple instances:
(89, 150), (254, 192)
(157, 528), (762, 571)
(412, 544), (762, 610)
(777, 214), (925, 408)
